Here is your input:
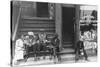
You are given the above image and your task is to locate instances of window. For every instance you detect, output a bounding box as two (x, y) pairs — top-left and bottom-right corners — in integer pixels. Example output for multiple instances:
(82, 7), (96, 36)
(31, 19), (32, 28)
(36, 2), (49, 17)
(20, 1), (55, 19)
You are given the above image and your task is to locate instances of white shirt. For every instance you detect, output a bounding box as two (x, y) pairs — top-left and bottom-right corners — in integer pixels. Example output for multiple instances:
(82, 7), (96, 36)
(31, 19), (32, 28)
(14, 39), (24, 61)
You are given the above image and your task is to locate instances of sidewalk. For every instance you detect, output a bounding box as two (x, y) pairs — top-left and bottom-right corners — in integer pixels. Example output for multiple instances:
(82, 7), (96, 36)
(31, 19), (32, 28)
(13, 54), (97, 67)
(60, 55), (97, 64)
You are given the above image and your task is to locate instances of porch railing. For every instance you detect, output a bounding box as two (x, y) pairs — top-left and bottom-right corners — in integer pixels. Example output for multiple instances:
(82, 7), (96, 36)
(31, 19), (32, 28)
(12, 7), (22, 41)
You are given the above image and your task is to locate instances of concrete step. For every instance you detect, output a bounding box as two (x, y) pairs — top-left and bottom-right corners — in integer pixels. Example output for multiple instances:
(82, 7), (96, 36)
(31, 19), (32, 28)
(59, 48), (75, 55)
(60, 54), (75, 62)
(62, 44), (73, 48)
(16, 58), (54, 66)
(62, 42), (74, 48)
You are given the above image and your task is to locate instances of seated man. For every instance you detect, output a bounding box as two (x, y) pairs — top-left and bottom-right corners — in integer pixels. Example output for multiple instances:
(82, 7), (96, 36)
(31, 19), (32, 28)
(13, 35), (25, 65)
(28, 32), (39, 60)
(50, 33), (61, 62)
(23, 35), (31, 60)
(36, 32), (51, 59)
(37, 32), (48, 51)
(24, 32), (38, 60)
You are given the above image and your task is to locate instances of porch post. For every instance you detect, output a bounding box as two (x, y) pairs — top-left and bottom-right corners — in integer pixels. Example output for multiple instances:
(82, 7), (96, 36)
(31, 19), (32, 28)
(75, 5), (80, 48)
(55, 4), (62, 50)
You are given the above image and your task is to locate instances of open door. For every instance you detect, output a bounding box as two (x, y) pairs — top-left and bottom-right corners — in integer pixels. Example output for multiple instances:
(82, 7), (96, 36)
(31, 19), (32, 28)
(62, 6), (75, 48)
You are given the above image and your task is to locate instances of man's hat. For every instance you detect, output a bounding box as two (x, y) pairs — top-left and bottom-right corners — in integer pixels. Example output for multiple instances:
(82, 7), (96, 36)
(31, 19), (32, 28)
(28, 31), (34, 35)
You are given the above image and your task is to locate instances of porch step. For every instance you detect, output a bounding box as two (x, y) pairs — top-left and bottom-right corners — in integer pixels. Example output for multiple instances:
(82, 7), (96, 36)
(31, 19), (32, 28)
(62, 42), (74, 48)
(60, 54), (75, 63)
(59, 48), (75, 55)
(63, 44), (73, 48)
(17, 18), (55, 38)
(19, 28), (55, 32)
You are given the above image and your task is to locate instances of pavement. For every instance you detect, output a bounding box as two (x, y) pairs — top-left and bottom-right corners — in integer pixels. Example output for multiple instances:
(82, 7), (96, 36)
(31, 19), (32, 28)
(13, 54), (97, 67)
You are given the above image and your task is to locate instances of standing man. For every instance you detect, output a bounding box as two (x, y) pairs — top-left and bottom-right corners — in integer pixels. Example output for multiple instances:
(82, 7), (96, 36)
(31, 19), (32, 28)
(75, 36), (88, 62)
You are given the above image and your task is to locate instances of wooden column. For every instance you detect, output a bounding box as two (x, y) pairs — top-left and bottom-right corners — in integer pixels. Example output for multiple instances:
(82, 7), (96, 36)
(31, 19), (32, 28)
(55, 4), (62, 50)
(75, 5), (80, 47)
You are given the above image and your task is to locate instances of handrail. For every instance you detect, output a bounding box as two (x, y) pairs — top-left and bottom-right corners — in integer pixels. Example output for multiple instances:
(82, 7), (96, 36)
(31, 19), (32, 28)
(12, 7), (22, 41)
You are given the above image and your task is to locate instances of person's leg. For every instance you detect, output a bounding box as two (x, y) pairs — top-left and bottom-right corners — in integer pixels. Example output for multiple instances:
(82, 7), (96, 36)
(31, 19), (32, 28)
(56, 47), (61, 62)
(24, 45), (29, 61)
(35, 43), (40, 61)
(23, 44), (28, 62)
(83, 49), (88, 61)
(42, 43), (47, 59)
(52, 46), (57, 63)
(75, 49), (80, 62)
(32, 44), (36, 60)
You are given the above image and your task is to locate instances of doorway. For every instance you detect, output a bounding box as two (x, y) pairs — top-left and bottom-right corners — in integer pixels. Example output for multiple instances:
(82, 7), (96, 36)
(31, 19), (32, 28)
(62, 6), (75, 46)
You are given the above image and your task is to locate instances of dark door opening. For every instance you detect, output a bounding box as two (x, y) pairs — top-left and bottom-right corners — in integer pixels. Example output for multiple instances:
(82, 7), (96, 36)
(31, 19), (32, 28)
(62, 7), (75, 45)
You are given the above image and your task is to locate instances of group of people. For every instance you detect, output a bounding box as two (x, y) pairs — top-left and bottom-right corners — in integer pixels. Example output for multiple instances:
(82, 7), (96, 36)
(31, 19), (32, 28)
(13, 31), (91, 64)
(13, 32), (60, 64)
